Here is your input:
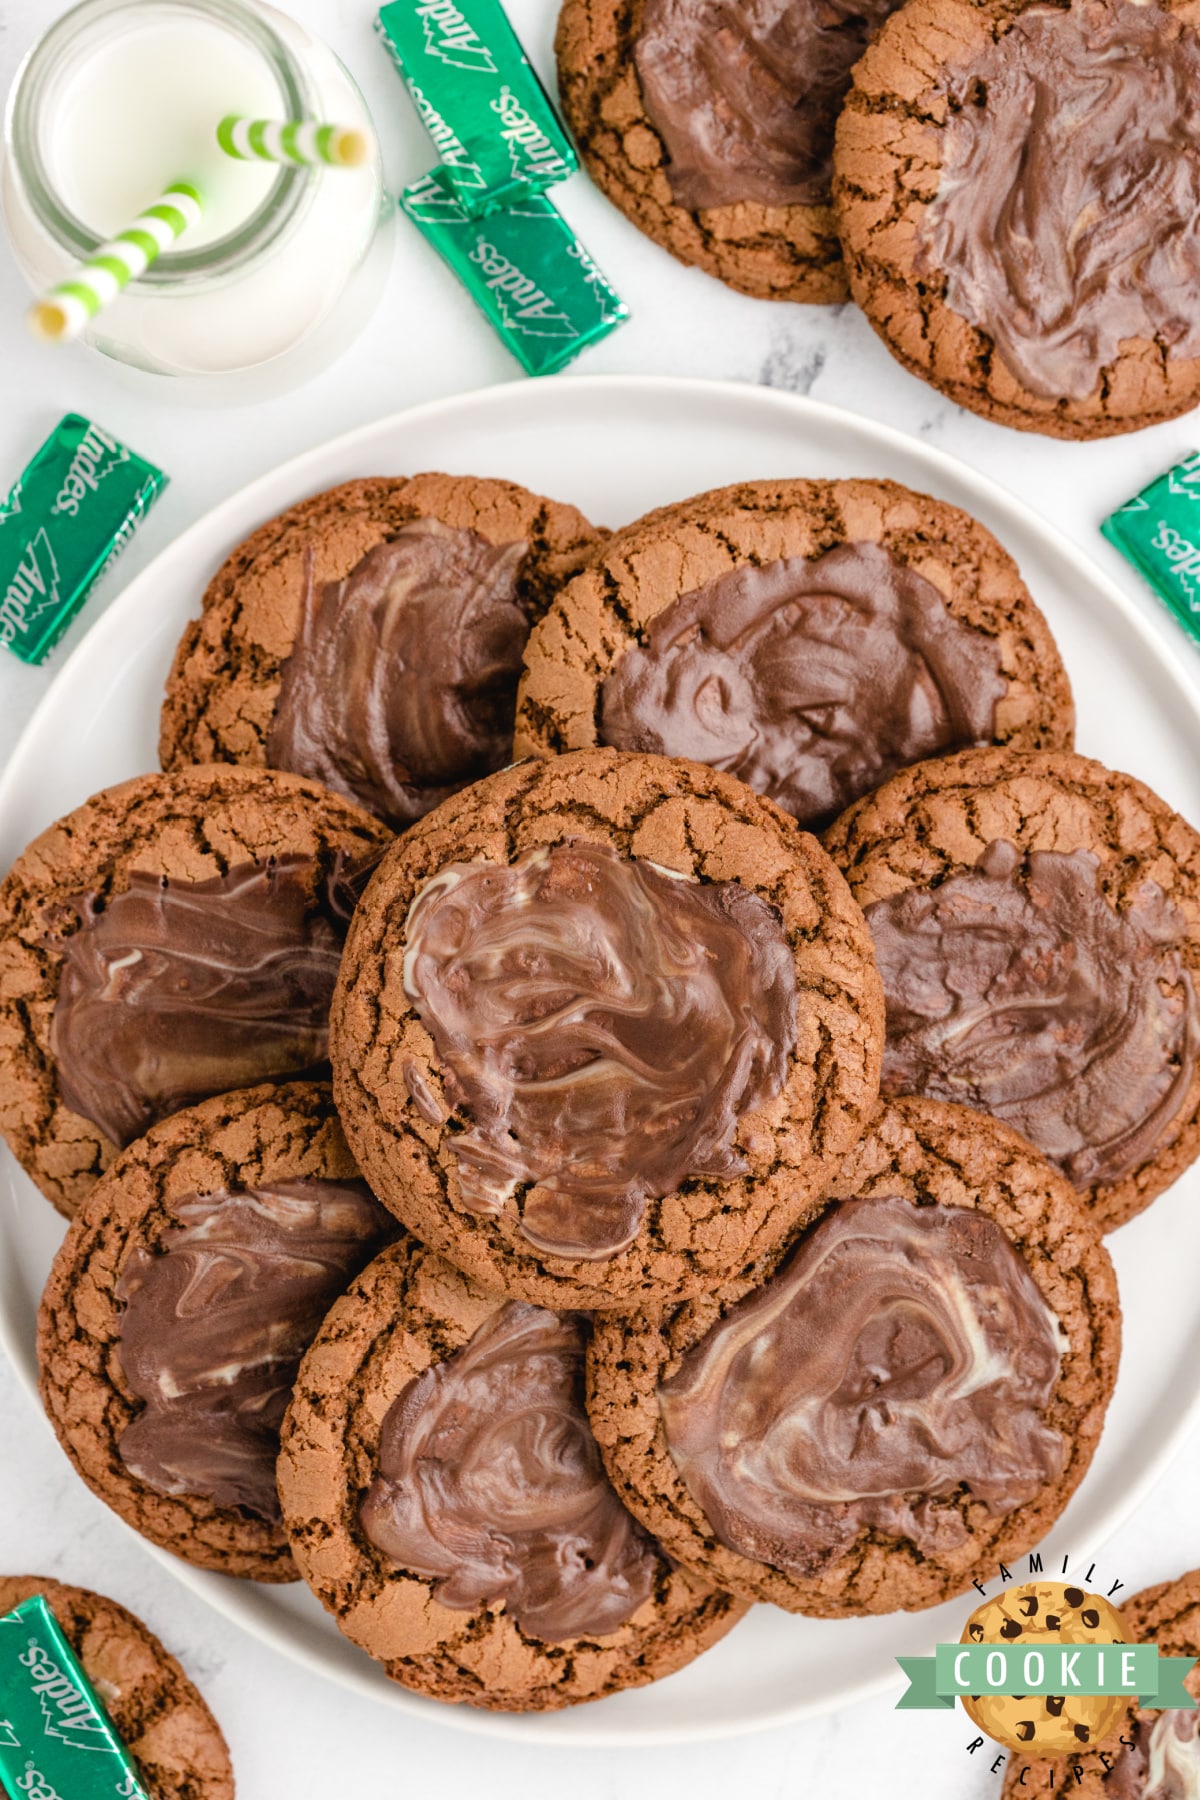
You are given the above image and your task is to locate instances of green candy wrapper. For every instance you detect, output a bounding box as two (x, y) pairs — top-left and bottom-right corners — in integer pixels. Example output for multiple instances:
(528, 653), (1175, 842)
(1102, 451), (1200, 646)
(0, 415), (167, 665)
(377, 0), (576, 216)
(0, 1594), (150, 1800)
(402, 168), (628, 375)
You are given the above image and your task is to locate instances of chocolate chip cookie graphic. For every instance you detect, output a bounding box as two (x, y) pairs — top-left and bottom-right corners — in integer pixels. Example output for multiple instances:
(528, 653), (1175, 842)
(277, 1233), (747, 1711)
(0, 764), (389, 1217)
(1003, 1569), (1200, 1796)
(159, 475), (604, 830)
(963, 1583), (1129, 1756)
(586, 1097), (1120, 1616)
(555, 0), (906, 300)
(37, 1082), (396, 1581)
(824, 748), (1200, 1231)
(330, 747), (884, 1310)
(833, 0), (1200, 437)
(515, 479), (1073, 831)
(0, 1576), (234, 1800)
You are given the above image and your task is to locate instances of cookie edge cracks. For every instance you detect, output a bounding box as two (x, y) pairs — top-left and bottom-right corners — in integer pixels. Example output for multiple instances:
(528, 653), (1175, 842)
(584, 1095), (1122, 1616)
(329, 747), (886, 1310)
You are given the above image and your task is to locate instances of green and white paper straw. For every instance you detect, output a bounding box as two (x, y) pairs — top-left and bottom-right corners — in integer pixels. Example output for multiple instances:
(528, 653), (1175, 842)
(29, 180), (203, 342)
(217, 116), (369, 168)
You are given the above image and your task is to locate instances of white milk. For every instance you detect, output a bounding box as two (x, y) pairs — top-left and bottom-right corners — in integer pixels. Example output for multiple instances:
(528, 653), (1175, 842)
(49, 15), (282, 249)
(1, 0), (389, 385)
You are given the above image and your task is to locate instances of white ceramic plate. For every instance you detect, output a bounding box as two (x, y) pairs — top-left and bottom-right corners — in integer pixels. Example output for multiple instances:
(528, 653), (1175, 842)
(2, 375), (1199, 1745)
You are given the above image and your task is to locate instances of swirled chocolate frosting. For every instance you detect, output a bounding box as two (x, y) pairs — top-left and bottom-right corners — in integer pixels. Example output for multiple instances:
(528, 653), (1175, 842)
(634, 0), (905, 209)
(600, 543), (1004, 830)
(401, 839), (797, 1260)
(918, 0), (1200, 402)
(116, 1180), (394, 1521)
(50, 856), (349, 1149)
(359, 1301), (657, 1641)
(658, 1194), (1065, 1574)
(866, 841), (1200, 1189)
(1107, 1710), (1200, 1800)
(268, 519), (529, 828)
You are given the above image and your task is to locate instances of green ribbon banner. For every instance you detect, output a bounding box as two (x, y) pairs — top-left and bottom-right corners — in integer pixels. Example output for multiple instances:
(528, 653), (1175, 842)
(897, 1644), (1198, 1711)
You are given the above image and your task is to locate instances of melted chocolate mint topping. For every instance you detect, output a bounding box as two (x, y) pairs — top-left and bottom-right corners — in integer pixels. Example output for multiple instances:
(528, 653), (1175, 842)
(400, 839), (798, 1260)
(635, 0), (905, 209)
(50, 856), (350, 1149)
(867, 841), (1200, 1189)
(268, 519), (529, 829)
(359, 1302), (657, 1642)
(918, 0), (1200, 401)
(117, 1180), (394, 1521)
(1106, 1709), (1200, 1800)
(599, 542), (1005, 830)
(658, 1194), (1066, 1576)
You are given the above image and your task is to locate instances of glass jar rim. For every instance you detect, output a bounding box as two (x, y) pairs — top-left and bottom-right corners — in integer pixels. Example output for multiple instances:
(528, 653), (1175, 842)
(4, 0), (317, 287)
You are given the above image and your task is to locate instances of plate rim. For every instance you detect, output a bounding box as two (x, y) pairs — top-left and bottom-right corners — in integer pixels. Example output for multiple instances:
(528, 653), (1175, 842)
(2, 372), (1193, 786)
(2, 370), (1198, 1747)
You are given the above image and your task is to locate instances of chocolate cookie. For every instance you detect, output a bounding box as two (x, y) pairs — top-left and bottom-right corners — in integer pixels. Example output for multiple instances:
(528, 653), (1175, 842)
(1001, 1569), (1200, 1796)
(0, 764), (389, 1217)
(158, 476), (605, 830)
(515, 479), (1073, 832)
(330, 747), (884, 1310)
(0, 1576), (234, 1800)
(278, 1232), (747, 1711)
(823, 747), (1200, 1231)
(833, 0), (1200, 438)
(555, 0), (906, 299)
(586, 1096), (1120, 1616)
(37, 1082), (396, 1581)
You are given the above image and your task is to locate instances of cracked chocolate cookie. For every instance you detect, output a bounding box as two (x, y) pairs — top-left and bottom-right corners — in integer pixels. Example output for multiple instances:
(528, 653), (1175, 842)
(514, 478), (1073, 831)
(1002, 1568), (1200, 1796)
(833, 0), (1200, 438)
(0, 1576), (235, 1800)
(37, 1082), (396, 1581)
(555, 0), (906, 299)
(330, 747), (884, 1310)
(278, 1232), (747, 1711)
(586, 1096), (1120, 1616)
(823, 747), (1200, 1231)
(159, 476), (605, 831)
(0, 764), (389, 1218)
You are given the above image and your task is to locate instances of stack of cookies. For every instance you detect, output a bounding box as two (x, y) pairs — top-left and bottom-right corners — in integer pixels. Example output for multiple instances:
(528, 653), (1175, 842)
(4, 469), (1199, 1719)
(556, 0), (1200, 439)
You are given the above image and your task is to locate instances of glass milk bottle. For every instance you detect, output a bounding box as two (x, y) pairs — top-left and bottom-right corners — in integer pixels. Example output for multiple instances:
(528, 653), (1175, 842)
(1, 0), (391, 386)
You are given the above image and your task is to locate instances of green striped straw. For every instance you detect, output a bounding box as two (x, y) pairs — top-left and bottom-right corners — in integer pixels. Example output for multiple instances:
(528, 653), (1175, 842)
(29, 181), (203, 343)
(217, 116), (369, 168)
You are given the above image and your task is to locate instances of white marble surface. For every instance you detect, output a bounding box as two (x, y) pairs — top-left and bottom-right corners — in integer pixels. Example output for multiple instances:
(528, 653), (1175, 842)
(2, 0), (1200, 1795)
